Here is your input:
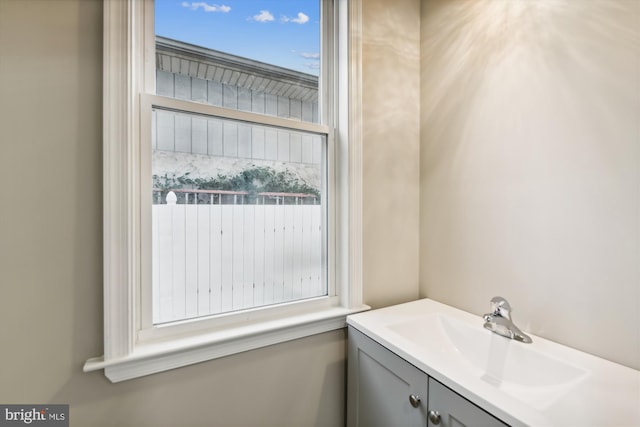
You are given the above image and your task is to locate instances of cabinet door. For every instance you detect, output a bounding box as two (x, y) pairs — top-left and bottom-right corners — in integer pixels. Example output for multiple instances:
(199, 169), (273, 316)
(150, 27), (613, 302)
(427, 378), (509, 427)
(348, 327), (429, 427)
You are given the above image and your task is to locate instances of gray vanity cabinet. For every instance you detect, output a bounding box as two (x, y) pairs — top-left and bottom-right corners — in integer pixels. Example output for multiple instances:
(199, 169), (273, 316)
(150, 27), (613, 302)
(427, 378), (508, 427)
(348, 327), (509, 427)
(347, 327), (429, 426)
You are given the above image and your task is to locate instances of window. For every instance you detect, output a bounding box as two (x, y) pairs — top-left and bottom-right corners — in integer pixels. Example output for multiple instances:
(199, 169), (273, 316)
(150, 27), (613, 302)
(150, 1), (327, 323)
(150, 112), (327, 325)
(85, 0), (365, 382)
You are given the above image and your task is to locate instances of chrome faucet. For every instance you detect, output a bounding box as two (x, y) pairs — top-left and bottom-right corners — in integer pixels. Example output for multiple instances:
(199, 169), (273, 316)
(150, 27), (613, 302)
(482, 296), (532, 343)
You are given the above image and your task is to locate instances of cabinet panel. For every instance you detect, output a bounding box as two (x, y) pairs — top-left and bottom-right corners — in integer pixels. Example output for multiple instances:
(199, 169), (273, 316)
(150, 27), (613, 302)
(428, 378), (508, 427)
(348, 328), (429, 427)
(348, 326), (510, 427)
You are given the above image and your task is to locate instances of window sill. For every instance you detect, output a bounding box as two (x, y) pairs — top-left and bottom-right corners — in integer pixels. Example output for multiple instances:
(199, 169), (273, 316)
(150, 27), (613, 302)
(84, 304), (370, 382)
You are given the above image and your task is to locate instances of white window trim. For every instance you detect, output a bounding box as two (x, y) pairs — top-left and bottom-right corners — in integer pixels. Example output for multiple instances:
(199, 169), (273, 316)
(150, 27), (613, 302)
(84, 0), (367, 382)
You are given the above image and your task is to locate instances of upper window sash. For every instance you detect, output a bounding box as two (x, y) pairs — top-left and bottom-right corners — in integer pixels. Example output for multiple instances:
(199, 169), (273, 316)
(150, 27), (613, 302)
(145, 95), (330, 134)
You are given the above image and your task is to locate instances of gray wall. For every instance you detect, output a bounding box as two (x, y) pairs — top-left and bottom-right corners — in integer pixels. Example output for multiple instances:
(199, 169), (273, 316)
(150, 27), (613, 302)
(154, 70), (322, 163)
(153, 110), (322, 164)
(362, 0), (421, 308)
(0, 0), (421, 426)
(156, 70), (319, 122)
(420, 0), (640, 370)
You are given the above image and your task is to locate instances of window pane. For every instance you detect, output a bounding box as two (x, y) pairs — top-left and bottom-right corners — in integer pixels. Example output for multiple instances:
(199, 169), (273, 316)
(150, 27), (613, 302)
(155, 0), (320, 123)
(152, 108), (326, 324)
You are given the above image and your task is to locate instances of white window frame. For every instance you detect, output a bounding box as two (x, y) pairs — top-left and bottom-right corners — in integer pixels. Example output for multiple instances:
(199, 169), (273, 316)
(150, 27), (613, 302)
(84, 0), (366, 382)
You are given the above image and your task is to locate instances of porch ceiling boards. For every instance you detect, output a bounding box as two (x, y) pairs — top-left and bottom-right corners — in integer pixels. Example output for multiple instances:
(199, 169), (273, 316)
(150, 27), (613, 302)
(156, 36), (319, 103)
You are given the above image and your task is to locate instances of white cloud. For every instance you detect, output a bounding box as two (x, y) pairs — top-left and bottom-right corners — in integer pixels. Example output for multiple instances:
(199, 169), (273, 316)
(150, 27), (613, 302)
(292, 12), (309, 24)
(300, 52), (320, 59)
(182, 2), (231, 13)
(251, 10), (275, 22)
(281, 12), (309, 24)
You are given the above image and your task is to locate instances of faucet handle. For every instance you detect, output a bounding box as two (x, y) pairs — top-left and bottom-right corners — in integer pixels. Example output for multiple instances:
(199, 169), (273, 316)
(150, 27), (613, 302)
(489, 296), (512, 319)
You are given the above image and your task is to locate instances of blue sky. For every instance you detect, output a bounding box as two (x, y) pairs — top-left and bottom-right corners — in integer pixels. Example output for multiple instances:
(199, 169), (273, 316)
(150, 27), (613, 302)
(156, 0), (320, 75)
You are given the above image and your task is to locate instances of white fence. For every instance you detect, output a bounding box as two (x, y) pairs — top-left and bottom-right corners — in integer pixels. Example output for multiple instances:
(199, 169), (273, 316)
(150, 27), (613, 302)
(152, 192), (325, 324)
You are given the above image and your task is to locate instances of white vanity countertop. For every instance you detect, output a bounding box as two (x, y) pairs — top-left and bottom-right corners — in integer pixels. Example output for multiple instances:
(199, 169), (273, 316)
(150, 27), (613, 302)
(347, 298), (640, 427)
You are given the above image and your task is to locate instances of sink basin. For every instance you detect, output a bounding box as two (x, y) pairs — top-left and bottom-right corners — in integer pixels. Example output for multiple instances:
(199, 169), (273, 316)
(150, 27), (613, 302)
(388, 313), (589, 410)
(389, 313), (587, 390)
(348, 298), (640, 426)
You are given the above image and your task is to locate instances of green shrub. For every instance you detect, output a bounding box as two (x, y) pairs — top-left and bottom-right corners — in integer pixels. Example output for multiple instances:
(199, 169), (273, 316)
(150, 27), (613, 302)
(153, 166), (320, 199)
